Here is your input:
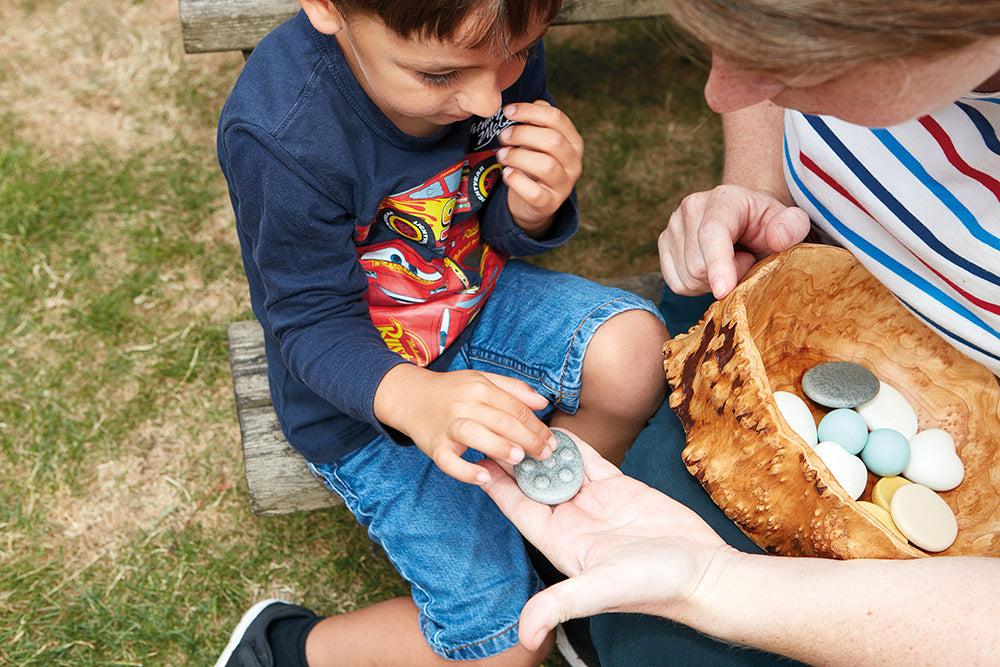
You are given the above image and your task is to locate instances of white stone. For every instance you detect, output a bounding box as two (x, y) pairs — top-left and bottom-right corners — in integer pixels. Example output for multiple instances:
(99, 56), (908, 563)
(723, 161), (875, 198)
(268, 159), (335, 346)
(773, 391), (818, 448)
(814, 441), (868, 500)
(855, 381), (919, 438)
(903, 428), (965, 492)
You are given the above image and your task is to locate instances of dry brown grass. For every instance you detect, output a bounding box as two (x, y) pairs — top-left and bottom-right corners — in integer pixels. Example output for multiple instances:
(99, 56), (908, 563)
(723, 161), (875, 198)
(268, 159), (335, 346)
(1, 0), (240, 160)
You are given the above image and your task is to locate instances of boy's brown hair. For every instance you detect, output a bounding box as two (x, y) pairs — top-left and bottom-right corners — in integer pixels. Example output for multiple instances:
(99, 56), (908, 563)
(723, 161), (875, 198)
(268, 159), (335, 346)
(332, 0), (563, 54)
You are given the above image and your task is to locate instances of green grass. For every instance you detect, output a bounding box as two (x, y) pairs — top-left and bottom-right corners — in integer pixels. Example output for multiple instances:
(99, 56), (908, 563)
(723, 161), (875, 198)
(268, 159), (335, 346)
(0, 10), (720, 665)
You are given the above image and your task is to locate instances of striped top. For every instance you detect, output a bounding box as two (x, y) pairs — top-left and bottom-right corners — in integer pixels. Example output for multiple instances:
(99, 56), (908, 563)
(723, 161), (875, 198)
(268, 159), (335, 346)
(784, 92), (1000, 376)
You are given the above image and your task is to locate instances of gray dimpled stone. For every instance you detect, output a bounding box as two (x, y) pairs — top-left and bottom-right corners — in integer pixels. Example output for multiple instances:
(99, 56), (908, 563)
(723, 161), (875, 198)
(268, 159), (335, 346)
(802, 361), (880, 408)
(513, 430), (584, 505)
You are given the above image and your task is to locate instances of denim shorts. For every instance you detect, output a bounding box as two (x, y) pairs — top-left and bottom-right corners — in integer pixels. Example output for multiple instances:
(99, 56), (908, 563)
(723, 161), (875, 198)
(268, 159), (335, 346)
(308, 259), (663, 660)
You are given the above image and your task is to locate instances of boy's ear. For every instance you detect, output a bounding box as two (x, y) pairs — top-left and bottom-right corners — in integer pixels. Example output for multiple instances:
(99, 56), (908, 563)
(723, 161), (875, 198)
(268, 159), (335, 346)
(298, 0), (345, 35)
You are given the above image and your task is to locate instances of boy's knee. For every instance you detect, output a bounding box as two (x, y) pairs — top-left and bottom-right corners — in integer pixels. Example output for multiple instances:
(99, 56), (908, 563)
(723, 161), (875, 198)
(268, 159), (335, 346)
(590, 308), (668, 371)
(479, 630), (554, 667)
(585, 308), (669, 402)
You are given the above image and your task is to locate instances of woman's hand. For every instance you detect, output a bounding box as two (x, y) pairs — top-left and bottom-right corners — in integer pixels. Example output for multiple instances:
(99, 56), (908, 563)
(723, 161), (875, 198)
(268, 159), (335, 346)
(480, 431), (732, 650)
(658, 184), (811, 298)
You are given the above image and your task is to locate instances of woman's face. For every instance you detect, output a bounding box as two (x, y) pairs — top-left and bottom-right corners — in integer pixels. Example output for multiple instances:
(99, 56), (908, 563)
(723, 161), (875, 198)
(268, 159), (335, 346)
(703, 37), (1000, 127)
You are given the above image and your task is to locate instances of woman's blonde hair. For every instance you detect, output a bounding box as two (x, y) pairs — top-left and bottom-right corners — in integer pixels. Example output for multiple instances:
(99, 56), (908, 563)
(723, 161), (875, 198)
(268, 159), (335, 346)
(665, 0), (1000, 74)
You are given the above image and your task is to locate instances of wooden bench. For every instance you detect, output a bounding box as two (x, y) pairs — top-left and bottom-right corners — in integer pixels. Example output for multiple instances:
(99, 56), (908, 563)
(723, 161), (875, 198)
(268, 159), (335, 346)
(182, 0), (669, 515)
(180, 0), (671, 56)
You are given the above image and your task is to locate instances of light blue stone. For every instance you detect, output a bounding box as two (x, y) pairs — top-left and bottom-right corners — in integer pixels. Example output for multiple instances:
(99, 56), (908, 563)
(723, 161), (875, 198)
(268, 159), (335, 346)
(861, 428), (911, 477)
(817, 408), (869, 455)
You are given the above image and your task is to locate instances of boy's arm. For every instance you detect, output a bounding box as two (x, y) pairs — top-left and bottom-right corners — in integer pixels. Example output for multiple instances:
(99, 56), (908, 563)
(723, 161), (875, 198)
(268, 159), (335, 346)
(221, 123), (409, 434)
(222, 125), (558, 478)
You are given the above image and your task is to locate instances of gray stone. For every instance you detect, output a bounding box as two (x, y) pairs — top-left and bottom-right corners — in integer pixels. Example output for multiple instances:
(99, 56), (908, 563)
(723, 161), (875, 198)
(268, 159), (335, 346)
(513, 430), (584, 505)
(802, 361), (880, 408)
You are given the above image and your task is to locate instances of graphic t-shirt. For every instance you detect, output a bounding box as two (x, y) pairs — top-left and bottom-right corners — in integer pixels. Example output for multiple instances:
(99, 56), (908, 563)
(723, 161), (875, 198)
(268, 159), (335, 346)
(356, 144), (507, 366)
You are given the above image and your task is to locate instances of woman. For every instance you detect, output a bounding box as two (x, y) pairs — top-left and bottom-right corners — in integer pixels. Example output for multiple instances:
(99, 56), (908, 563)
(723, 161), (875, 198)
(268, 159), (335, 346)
(483, 2), (1000, 664)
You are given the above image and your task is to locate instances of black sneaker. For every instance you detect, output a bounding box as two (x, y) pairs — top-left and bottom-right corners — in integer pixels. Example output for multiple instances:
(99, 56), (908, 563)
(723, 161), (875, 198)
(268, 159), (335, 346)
(214, 599), (319, 667)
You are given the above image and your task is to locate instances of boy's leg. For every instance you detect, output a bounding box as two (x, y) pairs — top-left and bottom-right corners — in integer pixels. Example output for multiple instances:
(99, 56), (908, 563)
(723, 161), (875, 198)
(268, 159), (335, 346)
(304, 597), (554, 667)
(549, 307), (667, 464)
(465, 260), (667, 465)
(304, 437), (554, 666)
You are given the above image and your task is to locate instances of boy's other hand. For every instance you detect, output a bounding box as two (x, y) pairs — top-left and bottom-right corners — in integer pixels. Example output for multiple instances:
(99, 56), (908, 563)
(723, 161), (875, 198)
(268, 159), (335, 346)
(497, 100), (583, 237)
(373, 364), (557, 485)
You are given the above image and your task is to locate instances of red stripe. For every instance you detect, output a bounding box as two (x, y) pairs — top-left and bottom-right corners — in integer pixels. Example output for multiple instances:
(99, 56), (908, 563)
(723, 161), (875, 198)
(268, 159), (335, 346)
(919, 115), (1000, 203)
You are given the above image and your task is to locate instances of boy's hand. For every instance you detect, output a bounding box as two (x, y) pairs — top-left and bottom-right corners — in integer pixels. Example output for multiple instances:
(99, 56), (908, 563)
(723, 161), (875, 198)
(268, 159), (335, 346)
(497, 100), (584, 237)
(373, 364), (557, 485)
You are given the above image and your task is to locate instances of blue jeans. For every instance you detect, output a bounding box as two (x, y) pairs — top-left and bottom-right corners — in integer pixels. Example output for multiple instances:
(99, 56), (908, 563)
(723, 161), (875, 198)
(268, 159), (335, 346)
(590, 287), (803, 666)
(310, 260), (663, 660)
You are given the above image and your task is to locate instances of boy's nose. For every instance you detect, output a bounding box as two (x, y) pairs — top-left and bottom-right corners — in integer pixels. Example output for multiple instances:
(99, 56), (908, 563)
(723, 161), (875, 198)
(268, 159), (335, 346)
(457, 72), (504, 118)
(703, 56), (786, 113)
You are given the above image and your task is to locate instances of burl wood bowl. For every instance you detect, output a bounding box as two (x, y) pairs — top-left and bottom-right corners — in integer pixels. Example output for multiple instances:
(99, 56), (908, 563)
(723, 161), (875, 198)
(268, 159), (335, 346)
(664, 244), (1000, 559)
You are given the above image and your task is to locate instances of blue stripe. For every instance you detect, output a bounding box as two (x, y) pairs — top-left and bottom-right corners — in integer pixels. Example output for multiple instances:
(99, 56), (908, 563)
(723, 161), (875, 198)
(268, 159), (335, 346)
(784, 132), (1000, 342)
(955, 101), (1000, 157)
(870, 127), (1000, 249)
(803, 115), (1000, 286)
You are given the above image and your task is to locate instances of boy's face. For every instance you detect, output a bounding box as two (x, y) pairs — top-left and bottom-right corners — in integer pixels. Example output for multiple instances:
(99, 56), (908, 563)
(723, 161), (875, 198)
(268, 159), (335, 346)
(327, 9), (549, 137)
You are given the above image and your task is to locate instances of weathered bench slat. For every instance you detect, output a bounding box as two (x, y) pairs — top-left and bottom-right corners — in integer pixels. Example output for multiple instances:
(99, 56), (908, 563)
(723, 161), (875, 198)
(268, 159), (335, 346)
(227, 274), (663, 515)
(180, 0), (670, 54)
(228, 320), (343, 515)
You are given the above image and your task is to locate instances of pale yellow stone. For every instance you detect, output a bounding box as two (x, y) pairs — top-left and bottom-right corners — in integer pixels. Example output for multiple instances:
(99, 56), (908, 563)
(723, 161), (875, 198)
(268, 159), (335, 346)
(871, 476), (912, 512)
(889, 484), (958, 553)
(856, 501), (907, 542)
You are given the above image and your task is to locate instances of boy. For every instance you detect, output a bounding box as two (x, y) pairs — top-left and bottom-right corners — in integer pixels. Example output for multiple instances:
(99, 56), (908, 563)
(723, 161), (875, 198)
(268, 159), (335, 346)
(214, 0), (669, 664)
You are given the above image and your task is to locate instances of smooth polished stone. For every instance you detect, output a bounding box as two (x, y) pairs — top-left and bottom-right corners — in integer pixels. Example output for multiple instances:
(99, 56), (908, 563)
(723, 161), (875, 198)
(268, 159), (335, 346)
(861, 428), (911, 477)
(856, 500), (908, 542)
(855, 381), (920, 438)
(773, 390), (818, 448)
(802, 361), (880, 408)
(817, 408), (869, 455)
(514, 430), (584, 505)
(889, 483), (958, 552)
(813, 441), (867, 500)
(903, 428), (965, 491)
(872, 476), (913, 512)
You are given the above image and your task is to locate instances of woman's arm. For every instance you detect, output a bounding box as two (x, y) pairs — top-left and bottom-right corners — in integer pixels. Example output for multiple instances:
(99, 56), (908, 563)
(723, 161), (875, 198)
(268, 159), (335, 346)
(481, 434), (1000, 665)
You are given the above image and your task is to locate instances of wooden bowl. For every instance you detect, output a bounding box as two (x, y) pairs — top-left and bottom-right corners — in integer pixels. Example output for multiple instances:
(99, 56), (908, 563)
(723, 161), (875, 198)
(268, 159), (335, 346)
(664, 244), (1000, 559)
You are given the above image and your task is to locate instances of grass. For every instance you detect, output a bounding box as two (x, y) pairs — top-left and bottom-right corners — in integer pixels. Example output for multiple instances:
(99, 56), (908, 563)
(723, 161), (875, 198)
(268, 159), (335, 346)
(0, 2), (720, 664)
